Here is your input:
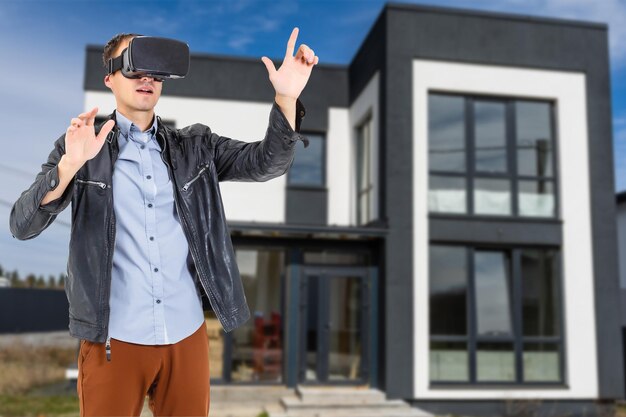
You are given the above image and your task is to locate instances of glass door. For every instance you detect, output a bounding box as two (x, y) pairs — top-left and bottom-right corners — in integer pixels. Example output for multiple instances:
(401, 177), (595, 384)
(299, 266), (370, 384)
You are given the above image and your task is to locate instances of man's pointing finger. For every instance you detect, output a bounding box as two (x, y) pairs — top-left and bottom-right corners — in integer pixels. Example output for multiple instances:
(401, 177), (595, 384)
(87, 107), (98, 126)
(284, 27), (298, 59)
(96, 119), (115, 142)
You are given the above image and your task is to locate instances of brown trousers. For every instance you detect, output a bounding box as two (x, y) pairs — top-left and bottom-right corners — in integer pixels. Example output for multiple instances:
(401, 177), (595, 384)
(77, 321), (210, 416)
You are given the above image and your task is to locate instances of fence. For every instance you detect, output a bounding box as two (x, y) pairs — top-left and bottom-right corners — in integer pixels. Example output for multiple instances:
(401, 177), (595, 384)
(0, 288), (69, 333)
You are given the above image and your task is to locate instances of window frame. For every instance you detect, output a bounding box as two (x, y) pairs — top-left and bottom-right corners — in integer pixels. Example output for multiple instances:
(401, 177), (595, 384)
(356, 114), (375, 225)
(429, 243), (567, 386)
(428, 92), (560, 219)
(286, 130), (326, 189)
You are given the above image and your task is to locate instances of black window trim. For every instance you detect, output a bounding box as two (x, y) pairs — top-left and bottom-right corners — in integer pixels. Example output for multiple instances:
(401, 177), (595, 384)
(355, 113), (375, 226)
(428, 91), (561, 221)
(429, 242), (567, 387)
(286, 130), (326, 188)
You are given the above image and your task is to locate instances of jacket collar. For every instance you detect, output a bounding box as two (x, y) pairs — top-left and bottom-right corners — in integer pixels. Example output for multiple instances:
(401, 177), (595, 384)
(114, 110), (158, 142)
(101, 110), (168, 143)
(99, 110), (176, 169)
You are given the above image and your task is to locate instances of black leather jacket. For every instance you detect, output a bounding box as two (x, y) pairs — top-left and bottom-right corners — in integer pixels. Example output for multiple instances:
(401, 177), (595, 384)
(9, 99), (307, 344)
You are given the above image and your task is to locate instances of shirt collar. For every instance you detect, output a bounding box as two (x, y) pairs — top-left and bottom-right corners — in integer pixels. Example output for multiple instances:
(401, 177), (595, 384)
(114, 110), (158, 143)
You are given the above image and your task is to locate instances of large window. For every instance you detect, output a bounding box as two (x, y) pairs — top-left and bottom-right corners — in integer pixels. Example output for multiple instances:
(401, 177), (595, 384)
(356, 115), (375, 225)
(428, 94), (557, 218)
(231, 248), (286, 383)
(288, 133), (325, 187)
(429, 244), (563, 384)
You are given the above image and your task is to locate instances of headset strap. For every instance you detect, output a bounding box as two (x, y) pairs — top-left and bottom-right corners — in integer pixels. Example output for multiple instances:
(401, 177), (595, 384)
(107, 55), (124, 75)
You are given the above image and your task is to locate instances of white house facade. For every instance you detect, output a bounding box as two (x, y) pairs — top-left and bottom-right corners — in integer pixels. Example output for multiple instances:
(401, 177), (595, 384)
(83, 3), (622, 415)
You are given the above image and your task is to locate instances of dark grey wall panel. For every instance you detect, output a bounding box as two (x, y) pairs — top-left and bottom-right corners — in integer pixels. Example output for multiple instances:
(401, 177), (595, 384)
(385, 1), (620, 399)
(621, 290), (626, 326)
(285, 188), (327, 225)
(85, 47), (348, 133)
(349, 8), (390, 398)
(429, 218), (562, 246)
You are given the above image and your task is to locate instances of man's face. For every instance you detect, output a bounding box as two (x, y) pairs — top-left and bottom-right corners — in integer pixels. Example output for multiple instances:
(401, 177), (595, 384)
(104, 38), (163, 114)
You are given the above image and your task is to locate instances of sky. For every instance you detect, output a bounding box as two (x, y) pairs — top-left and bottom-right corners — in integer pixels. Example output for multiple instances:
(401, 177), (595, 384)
(0, 0), (625, 278)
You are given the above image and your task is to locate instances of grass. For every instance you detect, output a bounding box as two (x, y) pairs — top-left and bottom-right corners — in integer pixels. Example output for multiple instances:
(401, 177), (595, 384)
(0, 394), (79, 417)
(0, 340), (77, 396)
(0, 340), (79, 416)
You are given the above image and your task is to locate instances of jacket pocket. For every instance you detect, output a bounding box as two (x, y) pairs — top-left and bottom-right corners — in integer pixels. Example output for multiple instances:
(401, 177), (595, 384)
(75, 178), (108, 189)
(80, 339), (96, 363)
(181, 163), (211, 192)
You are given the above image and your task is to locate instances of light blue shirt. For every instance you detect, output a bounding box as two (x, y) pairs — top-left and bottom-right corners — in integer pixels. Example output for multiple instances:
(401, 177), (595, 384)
(107, 110), (205, 345)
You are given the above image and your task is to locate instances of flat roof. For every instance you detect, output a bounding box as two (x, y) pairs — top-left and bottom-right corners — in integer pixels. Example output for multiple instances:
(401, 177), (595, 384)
(386, 2), (608, 30)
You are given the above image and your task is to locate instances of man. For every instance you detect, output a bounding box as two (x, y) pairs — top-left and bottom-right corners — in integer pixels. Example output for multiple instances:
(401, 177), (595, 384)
(9, 29), (317, 416)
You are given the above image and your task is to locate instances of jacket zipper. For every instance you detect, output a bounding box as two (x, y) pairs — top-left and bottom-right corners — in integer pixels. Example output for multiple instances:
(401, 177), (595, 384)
(181, 164), (209, 192)
(105, 205), (116, 362)
(158, 134), (228, 326)
(103, 144), (118, 362)
(105, 336), (111, 361)
(75, 178), (107, 189)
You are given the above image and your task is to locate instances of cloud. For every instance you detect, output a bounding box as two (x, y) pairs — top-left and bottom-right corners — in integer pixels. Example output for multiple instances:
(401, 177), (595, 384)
(228, 35), (255, 51)
(211, 0), (298, 53)
(132, 12), (183, 36)
(542, 0), (626, 66)
(331, 6), (381, 27)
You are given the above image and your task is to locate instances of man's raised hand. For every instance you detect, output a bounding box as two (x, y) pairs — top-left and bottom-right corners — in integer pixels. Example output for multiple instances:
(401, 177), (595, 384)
(64, 107), (115, 167)
(260, 27), (319, 101)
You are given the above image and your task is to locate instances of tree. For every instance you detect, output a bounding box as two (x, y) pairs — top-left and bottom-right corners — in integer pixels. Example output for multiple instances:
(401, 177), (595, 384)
(48, 275), (57, 288)
(25, 274), (36, 288)
(58, 274), (66, 289)
(10, 275), (19, 287)
(9, 271), (23, 287)
(36, 275), (46, 288)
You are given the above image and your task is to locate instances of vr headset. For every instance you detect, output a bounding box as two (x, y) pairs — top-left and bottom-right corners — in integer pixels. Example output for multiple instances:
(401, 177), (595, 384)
(107, 36), (190, 82)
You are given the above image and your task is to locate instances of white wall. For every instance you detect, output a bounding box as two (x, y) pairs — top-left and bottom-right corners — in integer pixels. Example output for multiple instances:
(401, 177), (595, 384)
(85, 92), (289, 223)
(87, 80), (376, 228)
(412, 59), (597, 399)
(326, 107), (351, 226)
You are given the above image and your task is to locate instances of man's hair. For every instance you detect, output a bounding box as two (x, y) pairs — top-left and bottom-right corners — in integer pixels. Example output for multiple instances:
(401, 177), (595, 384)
(102, 33), (143, 69)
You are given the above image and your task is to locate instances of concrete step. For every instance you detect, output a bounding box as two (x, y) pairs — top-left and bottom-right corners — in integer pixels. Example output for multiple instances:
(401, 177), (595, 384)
(265, 402), (289, 417)
(207, 405), (265, 417)
(267, 405), (432, 417)
(282, 397), (411, 409)
(210, 385), (294, 402)
(295, 386), (387, 404)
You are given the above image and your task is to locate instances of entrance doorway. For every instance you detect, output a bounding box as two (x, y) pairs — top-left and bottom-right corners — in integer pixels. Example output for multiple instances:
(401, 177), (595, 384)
(298, 266), (370, 385)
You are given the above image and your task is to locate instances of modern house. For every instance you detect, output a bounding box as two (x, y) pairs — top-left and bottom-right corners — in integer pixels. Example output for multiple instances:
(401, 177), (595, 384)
(0, 276), (10, 288)
(83, 2), (621, 415)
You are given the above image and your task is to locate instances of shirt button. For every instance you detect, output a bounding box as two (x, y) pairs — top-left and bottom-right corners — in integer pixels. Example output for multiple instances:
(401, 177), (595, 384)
(154, 267), (159, 272)
(50, 179), (57, 188)
(300, 110), (305, 117)
(147, 175), (152, 180)
(156, 299), (161, 304)
(149, 236), (154, 241)
(148, 203), (153, 208)
(140, 145), (145, 150)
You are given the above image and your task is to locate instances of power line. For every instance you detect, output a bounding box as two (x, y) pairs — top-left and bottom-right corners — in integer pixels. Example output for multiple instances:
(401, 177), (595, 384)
(0, 163), (39, 180)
